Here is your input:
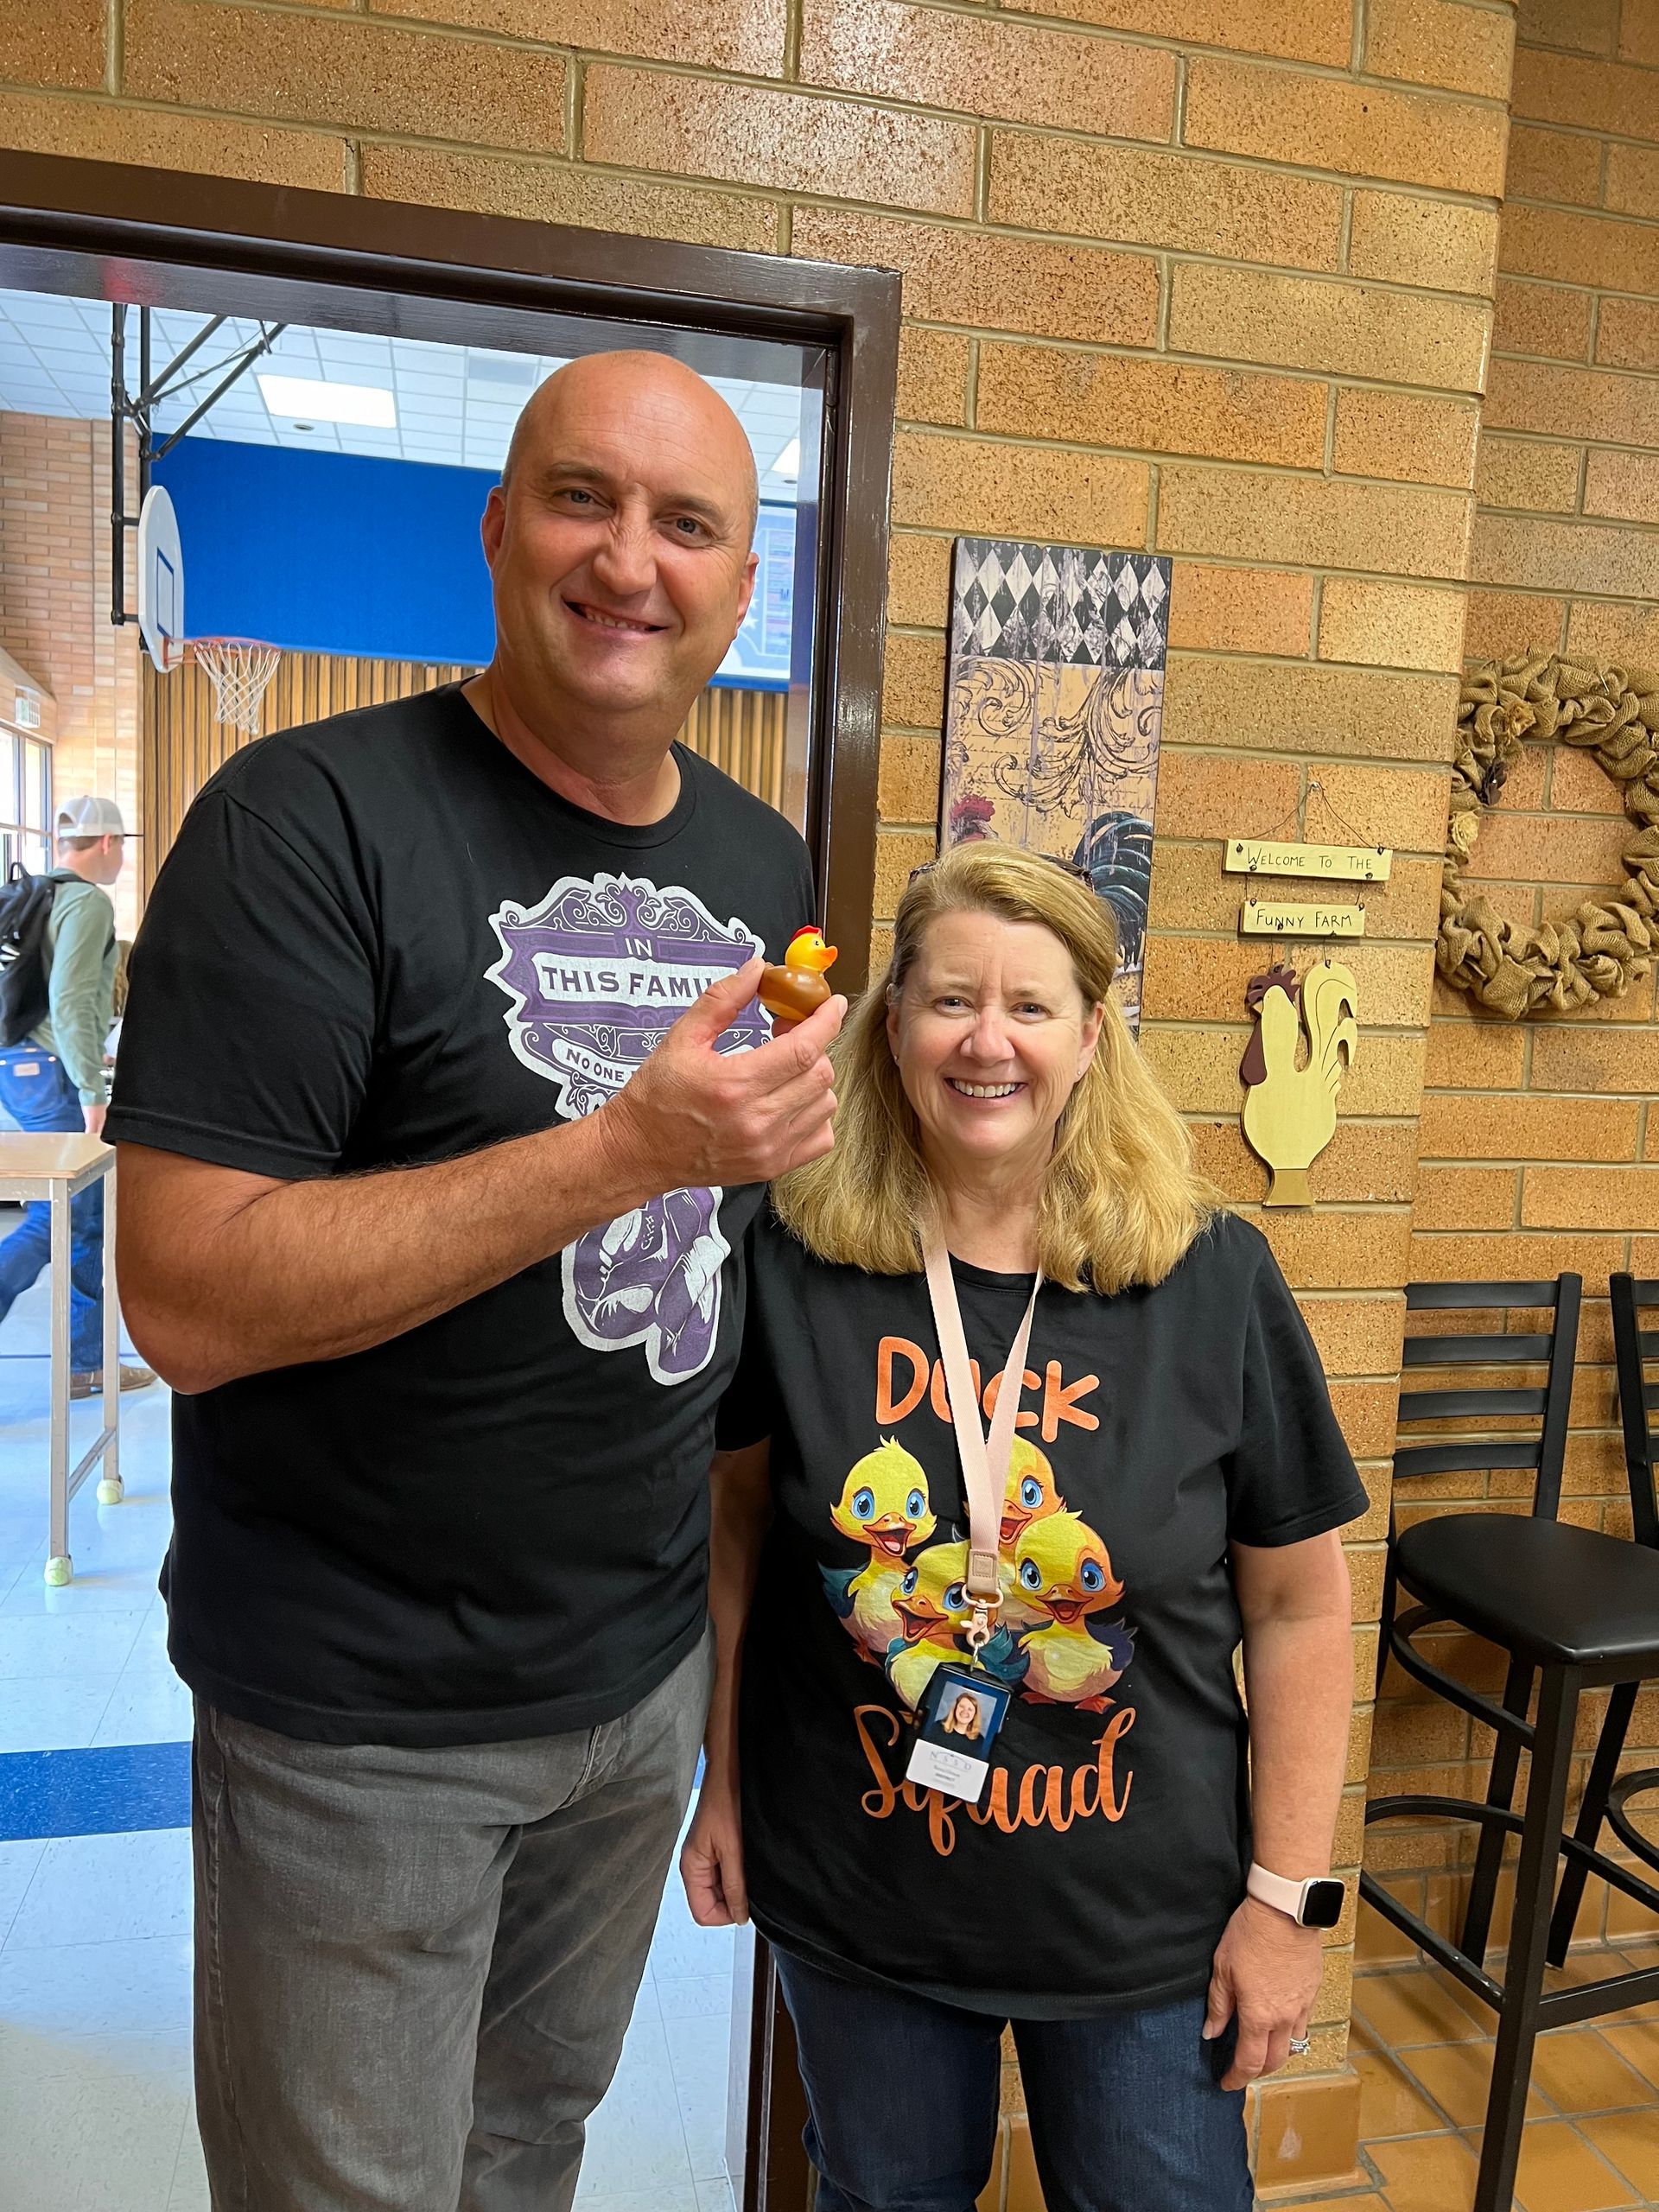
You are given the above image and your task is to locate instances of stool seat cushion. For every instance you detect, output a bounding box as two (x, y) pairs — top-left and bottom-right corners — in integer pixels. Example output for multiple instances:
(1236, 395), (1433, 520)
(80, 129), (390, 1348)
(1394, 1513), (1659, 1671)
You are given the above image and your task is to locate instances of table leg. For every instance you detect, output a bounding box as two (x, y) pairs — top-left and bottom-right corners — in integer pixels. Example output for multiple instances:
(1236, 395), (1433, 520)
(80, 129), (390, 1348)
(98, 1161), (122, 1505)
(45, 1184), (71, 1586)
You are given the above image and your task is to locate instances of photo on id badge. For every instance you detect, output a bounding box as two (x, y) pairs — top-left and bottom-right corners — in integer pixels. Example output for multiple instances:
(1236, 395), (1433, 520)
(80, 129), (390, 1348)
(906, 1664), (1010, 1802)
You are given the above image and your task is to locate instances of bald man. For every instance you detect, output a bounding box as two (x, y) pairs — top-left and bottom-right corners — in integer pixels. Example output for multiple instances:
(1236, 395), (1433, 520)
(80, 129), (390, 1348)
(107, 353), (842, 2210)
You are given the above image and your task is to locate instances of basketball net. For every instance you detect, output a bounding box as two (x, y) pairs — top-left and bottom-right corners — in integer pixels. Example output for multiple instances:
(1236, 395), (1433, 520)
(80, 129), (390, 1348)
(190, 639), (281, 736)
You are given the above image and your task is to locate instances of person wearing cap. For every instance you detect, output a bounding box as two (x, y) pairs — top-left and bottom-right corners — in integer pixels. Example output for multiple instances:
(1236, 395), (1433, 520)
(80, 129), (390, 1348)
(0, 795), (155, 1395)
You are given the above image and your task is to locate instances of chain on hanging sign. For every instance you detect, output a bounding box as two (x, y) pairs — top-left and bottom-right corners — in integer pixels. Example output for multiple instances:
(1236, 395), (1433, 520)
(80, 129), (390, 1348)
(1438, 653), (1659, 1020)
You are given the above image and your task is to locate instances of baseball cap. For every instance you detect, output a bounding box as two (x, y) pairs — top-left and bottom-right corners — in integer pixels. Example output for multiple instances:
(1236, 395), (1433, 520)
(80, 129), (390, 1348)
(54, 794), (128, 840)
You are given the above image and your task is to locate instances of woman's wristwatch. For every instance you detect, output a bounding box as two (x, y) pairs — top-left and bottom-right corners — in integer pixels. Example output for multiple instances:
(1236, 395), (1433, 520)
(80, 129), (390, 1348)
(1246, 1863), (1346, 1929)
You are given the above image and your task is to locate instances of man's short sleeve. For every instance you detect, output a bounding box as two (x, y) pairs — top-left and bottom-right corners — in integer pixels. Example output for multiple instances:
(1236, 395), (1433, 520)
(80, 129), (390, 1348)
(105, 790), (376, 1179)
(714, 1230), (782, 1452)
(1225, 1239), (1370, 1548)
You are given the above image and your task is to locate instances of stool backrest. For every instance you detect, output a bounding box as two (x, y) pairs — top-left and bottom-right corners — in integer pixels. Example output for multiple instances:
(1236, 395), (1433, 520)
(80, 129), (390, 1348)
(1608, 1274), (1659, 1550)
(1397, 1275), (1583, 1520)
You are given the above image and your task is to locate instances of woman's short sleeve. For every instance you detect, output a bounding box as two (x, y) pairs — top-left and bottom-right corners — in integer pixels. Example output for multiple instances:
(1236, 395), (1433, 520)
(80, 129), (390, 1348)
(1226, 1242), (1370, 1547)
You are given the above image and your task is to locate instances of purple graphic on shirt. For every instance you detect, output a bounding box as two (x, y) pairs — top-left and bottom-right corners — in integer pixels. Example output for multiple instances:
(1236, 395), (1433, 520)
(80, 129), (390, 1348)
(486, 874), (766, 1385)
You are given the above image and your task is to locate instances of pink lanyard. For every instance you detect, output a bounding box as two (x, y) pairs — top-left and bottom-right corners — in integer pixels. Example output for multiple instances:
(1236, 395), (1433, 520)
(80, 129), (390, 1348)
(922, 1237), (1042, 1651)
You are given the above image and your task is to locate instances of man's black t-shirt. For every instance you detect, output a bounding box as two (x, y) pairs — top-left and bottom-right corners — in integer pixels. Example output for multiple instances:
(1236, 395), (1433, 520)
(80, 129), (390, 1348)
(718, 1210), (1366, 2015)
(106, 685), (813, 1746)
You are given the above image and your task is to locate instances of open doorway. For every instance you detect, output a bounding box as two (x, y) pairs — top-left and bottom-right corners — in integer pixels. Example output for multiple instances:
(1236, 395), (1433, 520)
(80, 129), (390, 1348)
(0, 148), (897, 2212)
(105, 301), (823, 882)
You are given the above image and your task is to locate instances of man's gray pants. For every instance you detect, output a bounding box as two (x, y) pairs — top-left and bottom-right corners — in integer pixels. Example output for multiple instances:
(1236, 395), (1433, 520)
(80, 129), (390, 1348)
(190, 1630), (714, 2212)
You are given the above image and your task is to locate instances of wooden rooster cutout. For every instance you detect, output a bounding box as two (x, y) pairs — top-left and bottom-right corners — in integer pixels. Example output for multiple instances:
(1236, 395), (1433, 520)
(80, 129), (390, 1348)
(1240, 960), (1359, 1206)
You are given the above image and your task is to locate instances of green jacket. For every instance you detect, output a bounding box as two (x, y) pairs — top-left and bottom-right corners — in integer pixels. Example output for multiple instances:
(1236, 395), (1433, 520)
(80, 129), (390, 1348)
(32, 871), (117, 1107)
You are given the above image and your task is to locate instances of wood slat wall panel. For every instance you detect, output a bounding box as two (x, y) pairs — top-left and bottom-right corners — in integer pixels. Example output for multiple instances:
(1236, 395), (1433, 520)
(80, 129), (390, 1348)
(141, 652), (788, 902)
(140, 651), (469, 903)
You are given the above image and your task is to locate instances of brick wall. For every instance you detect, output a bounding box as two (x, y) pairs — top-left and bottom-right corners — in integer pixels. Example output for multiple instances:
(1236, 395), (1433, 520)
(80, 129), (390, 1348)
(0, 0), (1530, 2190)
(1371, 0), (1659, 1962)
(0, 410), (142, 935)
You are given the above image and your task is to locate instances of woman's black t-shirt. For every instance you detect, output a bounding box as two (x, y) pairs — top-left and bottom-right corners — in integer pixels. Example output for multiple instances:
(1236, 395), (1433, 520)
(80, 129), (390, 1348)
(718, 1208), (1367, 2017)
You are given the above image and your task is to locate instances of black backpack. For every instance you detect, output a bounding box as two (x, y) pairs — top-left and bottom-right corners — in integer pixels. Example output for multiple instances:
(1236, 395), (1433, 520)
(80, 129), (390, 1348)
(0, 861), (60, 1048)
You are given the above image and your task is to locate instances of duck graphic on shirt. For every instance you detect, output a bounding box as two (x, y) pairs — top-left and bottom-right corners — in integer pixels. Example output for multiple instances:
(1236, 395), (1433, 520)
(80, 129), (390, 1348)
(818, 1444), (1135, 1717)
(1000, 1436), (1063, 1548)
(881, 1538), (974, 1709)
(883, 1539), (1027, 1709)
(997, 1438), (1065, 1630)
(820, 1440), (938, 1664)
(1011, 1508), (1137, 1713)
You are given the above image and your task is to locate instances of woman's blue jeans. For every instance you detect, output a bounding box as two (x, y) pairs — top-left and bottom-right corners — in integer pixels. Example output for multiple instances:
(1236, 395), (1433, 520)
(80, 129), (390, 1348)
(774, 1948), (1255, 2212)
(0, 1049), (105, 1370)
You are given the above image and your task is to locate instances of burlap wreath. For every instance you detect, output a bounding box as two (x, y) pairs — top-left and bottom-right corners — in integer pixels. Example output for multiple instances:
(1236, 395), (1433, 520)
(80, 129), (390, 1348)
(1437, 652), (1659, 1020)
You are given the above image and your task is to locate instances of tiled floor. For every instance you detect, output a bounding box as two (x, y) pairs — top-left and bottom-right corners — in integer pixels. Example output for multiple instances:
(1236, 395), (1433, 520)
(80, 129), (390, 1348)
(4, 1250), (1656, 2212)
(1275, 1950), (1659, 2212)
(0, 1263), (741, 2212)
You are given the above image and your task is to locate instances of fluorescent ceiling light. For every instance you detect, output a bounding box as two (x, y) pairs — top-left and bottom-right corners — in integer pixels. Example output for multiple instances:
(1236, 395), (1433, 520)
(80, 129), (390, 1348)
(770, 435), (800, 482)
(257, 373), (396, 428)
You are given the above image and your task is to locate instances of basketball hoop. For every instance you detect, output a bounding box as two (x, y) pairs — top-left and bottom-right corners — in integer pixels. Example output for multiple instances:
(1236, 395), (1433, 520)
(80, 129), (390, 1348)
(189, 639), (282, 736)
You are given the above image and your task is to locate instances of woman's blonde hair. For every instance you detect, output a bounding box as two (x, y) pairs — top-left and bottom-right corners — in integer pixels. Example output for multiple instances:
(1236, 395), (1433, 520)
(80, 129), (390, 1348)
(773, 841), (1217, 1294)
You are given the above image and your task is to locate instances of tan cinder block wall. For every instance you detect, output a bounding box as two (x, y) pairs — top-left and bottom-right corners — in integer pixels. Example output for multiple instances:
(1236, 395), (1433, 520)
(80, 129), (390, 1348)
(1372, 0), (1659, 1964)
(0, 0), (1526, 2192)
(0, 410), (142, 935)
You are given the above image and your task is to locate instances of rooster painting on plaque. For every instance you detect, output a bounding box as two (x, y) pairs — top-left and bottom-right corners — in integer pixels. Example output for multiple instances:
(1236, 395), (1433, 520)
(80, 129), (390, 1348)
(941, 539), (1171, 1033)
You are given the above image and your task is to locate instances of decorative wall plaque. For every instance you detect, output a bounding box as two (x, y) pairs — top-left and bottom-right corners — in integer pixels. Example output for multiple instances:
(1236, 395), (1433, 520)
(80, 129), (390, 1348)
(941, 538), (1172, 1033)
(1239, 959), (1360, 1207)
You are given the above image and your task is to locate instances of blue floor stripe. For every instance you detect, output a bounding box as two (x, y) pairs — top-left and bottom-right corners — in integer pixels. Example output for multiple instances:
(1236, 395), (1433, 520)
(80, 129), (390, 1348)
(0, 1740), (190, 1841)
(0, 1742), (698, 1843)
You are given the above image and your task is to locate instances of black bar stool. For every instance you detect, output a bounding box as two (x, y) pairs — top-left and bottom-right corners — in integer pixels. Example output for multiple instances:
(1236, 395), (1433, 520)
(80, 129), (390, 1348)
(1361, 1274), (1659, 2212)
(1546, 1273), (1659, 1957)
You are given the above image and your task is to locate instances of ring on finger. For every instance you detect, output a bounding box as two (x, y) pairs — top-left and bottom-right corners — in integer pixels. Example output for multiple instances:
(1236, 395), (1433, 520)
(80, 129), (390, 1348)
(1287, 2035), (1311, 2056)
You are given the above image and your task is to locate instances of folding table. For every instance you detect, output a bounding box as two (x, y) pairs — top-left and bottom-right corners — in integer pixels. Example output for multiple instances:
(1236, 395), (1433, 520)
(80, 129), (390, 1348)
(0, 1133), (121, 1585)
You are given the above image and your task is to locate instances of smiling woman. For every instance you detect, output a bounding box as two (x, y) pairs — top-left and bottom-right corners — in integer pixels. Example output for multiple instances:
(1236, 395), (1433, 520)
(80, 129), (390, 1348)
(776, 840), (1210, 1292)
(683, 840), (1369, 2212)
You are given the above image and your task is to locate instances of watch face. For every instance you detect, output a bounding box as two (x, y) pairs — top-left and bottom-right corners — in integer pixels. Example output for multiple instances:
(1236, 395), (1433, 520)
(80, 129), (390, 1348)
(1303, 1878), (1345, 1929)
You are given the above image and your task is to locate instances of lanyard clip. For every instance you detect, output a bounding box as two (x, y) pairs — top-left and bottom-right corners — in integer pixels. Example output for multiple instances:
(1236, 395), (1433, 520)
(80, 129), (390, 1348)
(966, 1548), (1002, 1652)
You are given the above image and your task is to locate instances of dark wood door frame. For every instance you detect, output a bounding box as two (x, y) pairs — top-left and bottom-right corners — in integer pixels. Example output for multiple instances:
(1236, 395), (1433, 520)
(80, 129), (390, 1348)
(0, 148), (902, 2209)
(0, 148), (899, 986)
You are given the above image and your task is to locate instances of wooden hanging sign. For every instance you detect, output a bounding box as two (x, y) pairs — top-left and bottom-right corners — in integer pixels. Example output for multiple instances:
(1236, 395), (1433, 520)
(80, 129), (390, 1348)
(1241, 900), (1366, 940)
(1224, 837), (1391, 883)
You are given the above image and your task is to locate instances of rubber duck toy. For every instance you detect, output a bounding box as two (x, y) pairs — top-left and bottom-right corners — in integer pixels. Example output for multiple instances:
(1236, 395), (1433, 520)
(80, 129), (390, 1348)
(1011, 1507), (1135, 1713)
(759, 925), (839, 1034)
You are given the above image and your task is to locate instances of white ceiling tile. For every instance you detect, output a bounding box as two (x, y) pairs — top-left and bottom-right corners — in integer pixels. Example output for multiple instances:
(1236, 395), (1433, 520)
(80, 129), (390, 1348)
(397, 369), (464, 396)
(16, 299), (86, 328)
(0, 284), (811, 488)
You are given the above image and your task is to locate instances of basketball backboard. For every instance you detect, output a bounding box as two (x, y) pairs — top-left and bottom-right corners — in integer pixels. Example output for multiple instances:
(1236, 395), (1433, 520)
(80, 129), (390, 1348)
(136, 483), (183, 674)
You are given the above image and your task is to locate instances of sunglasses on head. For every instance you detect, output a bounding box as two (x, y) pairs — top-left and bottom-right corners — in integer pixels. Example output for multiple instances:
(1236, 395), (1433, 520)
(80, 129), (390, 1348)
(907, 849), (1095, 890)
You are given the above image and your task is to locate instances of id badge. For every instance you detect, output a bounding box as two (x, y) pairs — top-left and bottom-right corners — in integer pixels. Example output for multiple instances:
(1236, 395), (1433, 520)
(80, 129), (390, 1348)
(904, 1663), (1011, 1806)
